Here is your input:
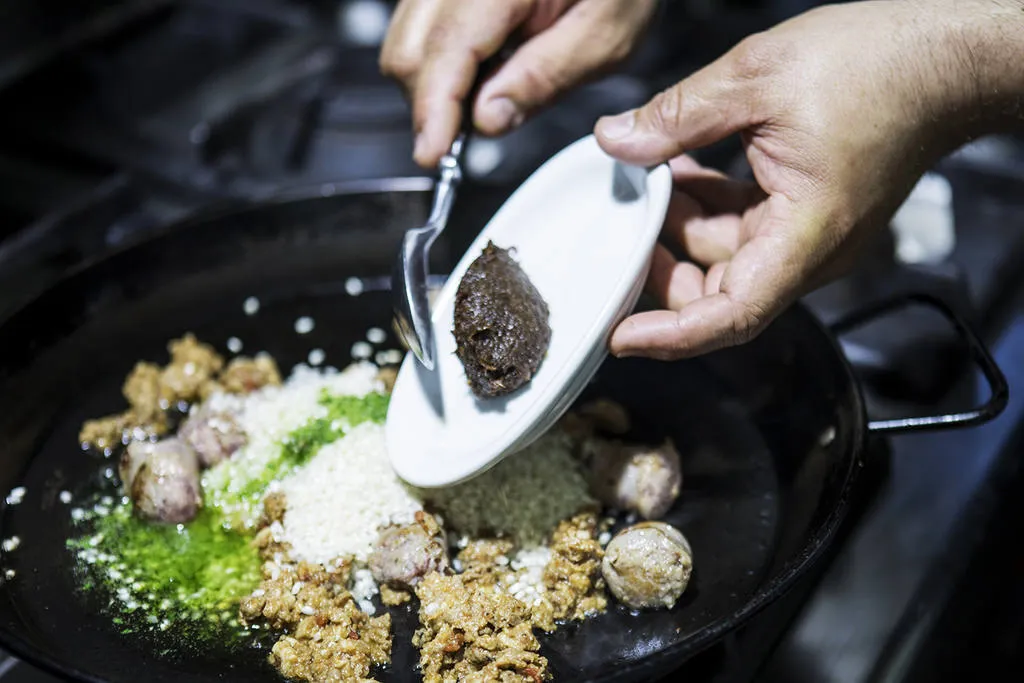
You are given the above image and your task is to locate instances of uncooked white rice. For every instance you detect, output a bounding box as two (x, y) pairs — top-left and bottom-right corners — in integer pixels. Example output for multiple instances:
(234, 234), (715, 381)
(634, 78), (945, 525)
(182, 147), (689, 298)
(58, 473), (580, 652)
(199, 358), (594, 617)
(279, 422), (423, 565)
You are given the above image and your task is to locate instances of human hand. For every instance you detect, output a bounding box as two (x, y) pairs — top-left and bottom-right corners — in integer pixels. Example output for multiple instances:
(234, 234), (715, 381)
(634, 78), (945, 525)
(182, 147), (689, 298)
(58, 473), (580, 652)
(380, 0), (658, 167)
(596, 0), (1024, 361)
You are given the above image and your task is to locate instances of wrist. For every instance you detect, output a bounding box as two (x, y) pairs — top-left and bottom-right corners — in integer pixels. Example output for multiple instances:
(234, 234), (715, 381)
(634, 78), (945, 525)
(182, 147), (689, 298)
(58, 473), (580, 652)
(914, 0), (1024, 144)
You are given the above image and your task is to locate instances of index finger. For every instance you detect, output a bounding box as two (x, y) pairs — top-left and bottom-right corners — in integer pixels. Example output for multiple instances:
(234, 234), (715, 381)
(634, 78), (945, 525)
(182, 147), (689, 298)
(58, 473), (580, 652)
(380, 0), (444, 90)
(411, 1), (533, 166)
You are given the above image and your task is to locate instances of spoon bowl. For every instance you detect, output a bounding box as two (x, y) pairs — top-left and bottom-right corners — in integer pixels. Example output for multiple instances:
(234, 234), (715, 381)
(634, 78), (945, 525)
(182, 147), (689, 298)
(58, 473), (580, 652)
(391, 135), (467, 369)
(386, 134), (673, 488)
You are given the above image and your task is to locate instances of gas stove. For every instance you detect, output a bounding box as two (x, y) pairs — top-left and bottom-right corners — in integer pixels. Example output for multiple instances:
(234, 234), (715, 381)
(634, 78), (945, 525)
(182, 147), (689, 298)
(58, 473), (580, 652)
(0, 1), (1022, 682)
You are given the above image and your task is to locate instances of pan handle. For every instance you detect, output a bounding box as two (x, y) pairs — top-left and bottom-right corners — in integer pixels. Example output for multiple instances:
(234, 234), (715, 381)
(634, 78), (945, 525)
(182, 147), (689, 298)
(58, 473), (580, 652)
(829, 292), (1008, 434)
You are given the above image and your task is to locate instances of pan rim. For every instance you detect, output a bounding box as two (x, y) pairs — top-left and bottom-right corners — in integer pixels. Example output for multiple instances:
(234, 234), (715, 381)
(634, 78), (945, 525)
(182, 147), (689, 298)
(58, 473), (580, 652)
(0, 176), (436, 332)
(0, 183), (867, 682)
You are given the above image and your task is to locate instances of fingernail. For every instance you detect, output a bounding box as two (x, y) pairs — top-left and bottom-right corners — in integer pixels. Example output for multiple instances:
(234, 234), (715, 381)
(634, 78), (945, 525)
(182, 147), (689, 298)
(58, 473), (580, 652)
(482, 97), (524, 131)
(597, 110), (636, 140)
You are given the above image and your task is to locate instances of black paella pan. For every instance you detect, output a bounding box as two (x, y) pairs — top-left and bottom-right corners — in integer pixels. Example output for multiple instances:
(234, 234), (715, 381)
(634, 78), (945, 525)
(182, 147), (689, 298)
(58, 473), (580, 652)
(0, 179), (1008, 682)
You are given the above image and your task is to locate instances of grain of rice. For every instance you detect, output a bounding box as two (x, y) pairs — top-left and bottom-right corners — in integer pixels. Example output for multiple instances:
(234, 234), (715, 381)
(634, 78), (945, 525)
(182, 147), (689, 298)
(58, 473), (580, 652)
(5, 487), (25, 505)
(243, 297), (260, 315)
(344, 277), (364, 296)
(350, 341), (373, 360)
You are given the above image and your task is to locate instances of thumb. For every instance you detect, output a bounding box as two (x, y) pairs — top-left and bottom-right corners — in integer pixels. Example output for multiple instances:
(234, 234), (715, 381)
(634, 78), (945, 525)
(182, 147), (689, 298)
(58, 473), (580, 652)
(595, 59), (755, 166)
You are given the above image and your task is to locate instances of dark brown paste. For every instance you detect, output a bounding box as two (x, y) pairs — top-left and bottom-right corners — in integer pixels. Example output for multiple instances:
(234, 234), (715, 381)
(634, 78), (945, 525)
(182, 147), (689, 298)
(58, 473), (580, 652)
(453, 242), (551, 399)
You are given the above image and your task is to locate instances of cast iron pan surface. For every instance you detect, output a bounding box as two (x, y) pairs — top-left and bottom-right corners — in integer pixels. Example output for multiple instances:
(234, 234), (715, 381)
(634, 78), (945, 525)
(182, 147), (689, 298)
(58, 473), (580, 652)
(0, 187), (869, 682)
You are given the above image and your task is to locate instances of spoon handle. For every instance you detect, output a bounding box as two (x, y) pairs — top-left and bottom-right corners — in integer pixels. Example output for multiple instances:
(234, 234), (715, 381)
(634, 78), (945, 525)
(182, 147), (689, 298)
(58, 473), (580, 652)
(424, 135), (465, 227)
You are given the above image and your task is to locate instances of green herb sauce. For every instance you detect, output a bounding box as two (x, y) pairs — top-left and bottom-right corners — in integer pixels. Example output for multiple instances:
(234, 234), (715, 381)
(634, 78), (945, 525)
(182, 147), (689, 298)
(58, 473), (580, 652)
(67, 389), (390, 643)
(67, 503), (261, 639)
(282, 389), (390, 466)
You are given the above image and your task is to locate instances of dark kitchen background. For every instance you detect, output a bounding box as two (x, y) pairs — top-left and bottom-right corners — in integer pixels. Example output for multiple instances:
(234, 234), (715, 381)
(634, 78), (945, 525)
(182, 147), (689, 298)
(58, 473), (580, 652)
(0, 1), (1023, 681)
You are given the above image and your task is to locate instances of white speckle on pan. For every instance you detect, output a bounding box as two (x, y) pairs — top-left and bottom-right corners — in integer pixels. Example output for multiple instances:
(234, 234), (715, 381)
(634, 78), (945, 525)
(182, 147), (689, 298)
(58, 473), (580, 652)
(345, 277), (364, 296)
(243, 297), (260, 316)
(366, 327), (387, 344)
(3, 570), (13, 580)
(819, 426), (836, 447)
(104, 468), (115, 480)
(375, 349), (403, 366)
(2, 537), (20, 552)
(5, 487), (25, 505)
(59, 491), (73, 504)
(295, 317), (315, 335)
(227, 337), (243, 354)
(308, 349), (326, 366)
(351, 341), (373, 360)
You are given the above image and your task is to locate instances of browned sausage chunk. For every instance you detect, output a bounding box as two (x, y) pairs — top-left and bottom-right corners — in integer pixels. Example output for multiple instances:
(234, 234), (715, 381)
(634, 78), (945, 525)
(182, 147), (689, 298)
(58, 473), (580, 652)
(178, 402), (247, 468)
(120, 438), (202, 524)
(584, 438), (682, 520)
(369, 512), (449, 589)
(602, 521), (693, 610)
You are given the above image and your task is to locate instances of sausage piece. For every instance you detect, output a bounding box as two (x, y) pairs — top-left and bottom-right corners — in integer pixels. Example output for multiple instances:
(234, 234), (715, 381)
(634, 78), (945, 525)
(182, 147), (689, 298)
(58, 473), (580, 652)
(602, 521), (693, 610)
(369, 512), (449, 589)
(120, 438), (202, 524)
(585, 438), (682, 519)
(178, 401), (246, 468)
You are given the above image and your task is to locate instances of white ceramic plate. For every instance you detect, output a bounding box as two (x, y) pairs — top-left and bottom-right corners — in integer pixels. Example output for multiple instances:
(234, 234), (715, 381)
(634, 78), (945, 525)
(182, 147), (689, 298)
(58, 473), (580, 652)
(386, 134), (673, 488)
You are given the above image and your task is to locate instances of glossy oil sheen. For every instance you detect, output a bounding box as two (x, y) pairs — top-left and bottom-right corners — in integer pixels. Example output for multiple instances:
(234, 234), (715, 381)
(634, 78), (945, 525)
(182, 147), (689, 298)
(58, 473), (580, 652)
(0, 186), (865, 683)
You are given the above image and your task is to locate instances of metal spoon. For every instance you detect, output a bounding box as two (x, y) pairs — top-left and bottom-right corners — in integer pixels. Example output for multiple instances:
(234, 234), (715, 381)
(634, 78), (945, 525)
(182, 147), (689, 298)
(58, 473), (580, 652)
(391, 49), (514, 370)
(391, 133), (467, 370)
